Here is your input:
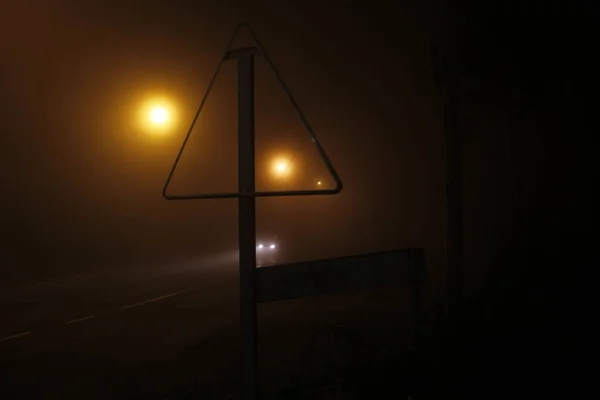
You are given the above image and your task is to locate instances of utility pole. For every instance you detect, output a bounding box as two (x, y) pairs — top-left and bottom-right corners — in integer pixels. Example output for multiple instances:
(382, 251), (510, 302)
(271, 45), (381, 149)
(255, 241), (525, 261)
(445, 59), (463, 316)
(446, 0), (464, 317)
(433, 0), (464, 317)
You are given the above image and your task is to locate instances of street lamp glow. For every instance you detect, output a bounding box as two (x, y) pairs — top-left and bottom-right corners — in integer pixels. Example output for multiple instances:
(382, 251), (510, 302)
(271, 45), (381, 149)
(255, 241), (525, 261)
(149, 106), (169, 125)
(275, 161), (288, 173)
(271, 157), (292, 178)
(138, 96), (177, 134)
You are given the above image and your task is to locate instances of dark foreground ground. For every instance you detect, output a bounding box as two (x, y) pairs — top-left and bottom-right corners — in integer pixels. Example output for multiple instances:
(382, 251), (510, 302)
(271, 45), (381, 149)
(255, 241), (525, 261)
(0, 257), (416, 399)
(1, 215), (594, 400)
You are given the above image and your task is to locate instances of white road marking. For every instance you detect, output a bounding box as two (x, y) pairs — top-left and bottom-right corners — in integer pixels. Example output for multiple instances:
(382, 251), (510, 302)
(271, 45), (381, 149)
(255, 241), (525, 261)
(0, 331), (32, 342)
(120, 289), (189, 310)
(0, 290), (190, 342)
(67, 315), (95, 324)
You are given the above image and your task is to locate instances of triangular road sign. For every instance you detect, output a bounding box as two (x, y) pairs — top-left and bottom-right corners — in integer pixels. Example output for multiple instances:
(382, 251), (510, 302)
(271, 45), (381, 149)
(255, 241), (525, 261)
(162, 23), (342, 200)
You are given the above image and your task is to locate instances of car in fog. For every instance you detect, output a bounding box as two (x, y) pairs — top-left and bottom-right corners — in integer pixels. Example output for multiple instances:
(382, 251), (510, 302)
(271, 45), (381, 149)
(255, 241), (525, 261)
(256, 241), (278, 267)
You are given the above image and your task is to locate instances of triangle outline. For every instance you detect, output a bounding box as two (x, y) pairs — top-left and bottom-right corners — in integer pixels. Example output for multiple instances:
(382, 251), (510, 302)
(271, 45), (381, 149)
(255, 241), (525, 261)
(162, 23), (342, 200)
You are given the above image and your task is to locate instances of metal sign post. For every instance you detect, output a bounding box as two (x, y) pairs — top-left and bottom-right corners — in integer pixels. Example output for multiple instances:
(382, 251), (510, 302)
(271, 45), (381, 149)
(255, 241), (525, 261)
(232, 47), (259, 400)
(162, 24), (343, 400)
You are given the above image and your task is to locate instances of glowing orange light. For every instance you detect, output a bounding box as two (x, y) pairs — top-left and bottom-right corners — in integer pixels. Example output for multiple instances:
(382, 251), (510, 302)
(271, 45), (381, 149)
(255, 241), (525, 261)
(271, 157), (292, 177)
(137, 96), (177, 135)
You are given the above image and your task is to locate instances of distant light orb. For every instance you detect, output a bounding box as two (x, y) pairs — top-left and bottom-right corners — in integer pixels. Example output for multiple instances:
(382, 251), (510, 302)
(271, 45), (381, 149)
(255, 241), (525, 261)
(317, 181), (322, 186)
(149, 106), (169, 125)
(137, 96), (177, 135)
(275, 162), (288, 173)
(270, 244), (276, 249)
(271, 157), (292, 178)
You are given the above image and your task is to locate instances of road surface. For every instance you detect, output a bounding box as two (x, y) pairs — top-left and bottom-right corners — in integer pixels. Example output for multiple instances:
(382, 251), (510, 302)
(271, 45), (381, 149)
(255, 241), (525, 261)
(0, 256), (413, 399)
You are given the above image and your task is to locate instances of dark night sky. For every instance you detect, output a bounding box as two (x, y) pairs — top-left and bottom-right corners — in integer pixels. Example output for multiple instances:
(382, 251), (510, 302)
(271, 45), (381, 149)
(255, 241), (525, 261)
(1, 1), (442, 275)
(1, 0), (594, 290)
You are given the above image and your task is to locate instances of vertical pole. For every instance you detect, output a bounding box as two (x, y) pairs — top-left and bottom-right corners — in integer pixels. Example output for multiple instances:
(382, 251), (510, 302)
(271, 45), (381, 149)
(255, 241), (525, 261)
(409, 249), (423, 345)
(444, 0), (464, 317)
(237, 53), (258, 400)
(445, 100), (463, 316)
